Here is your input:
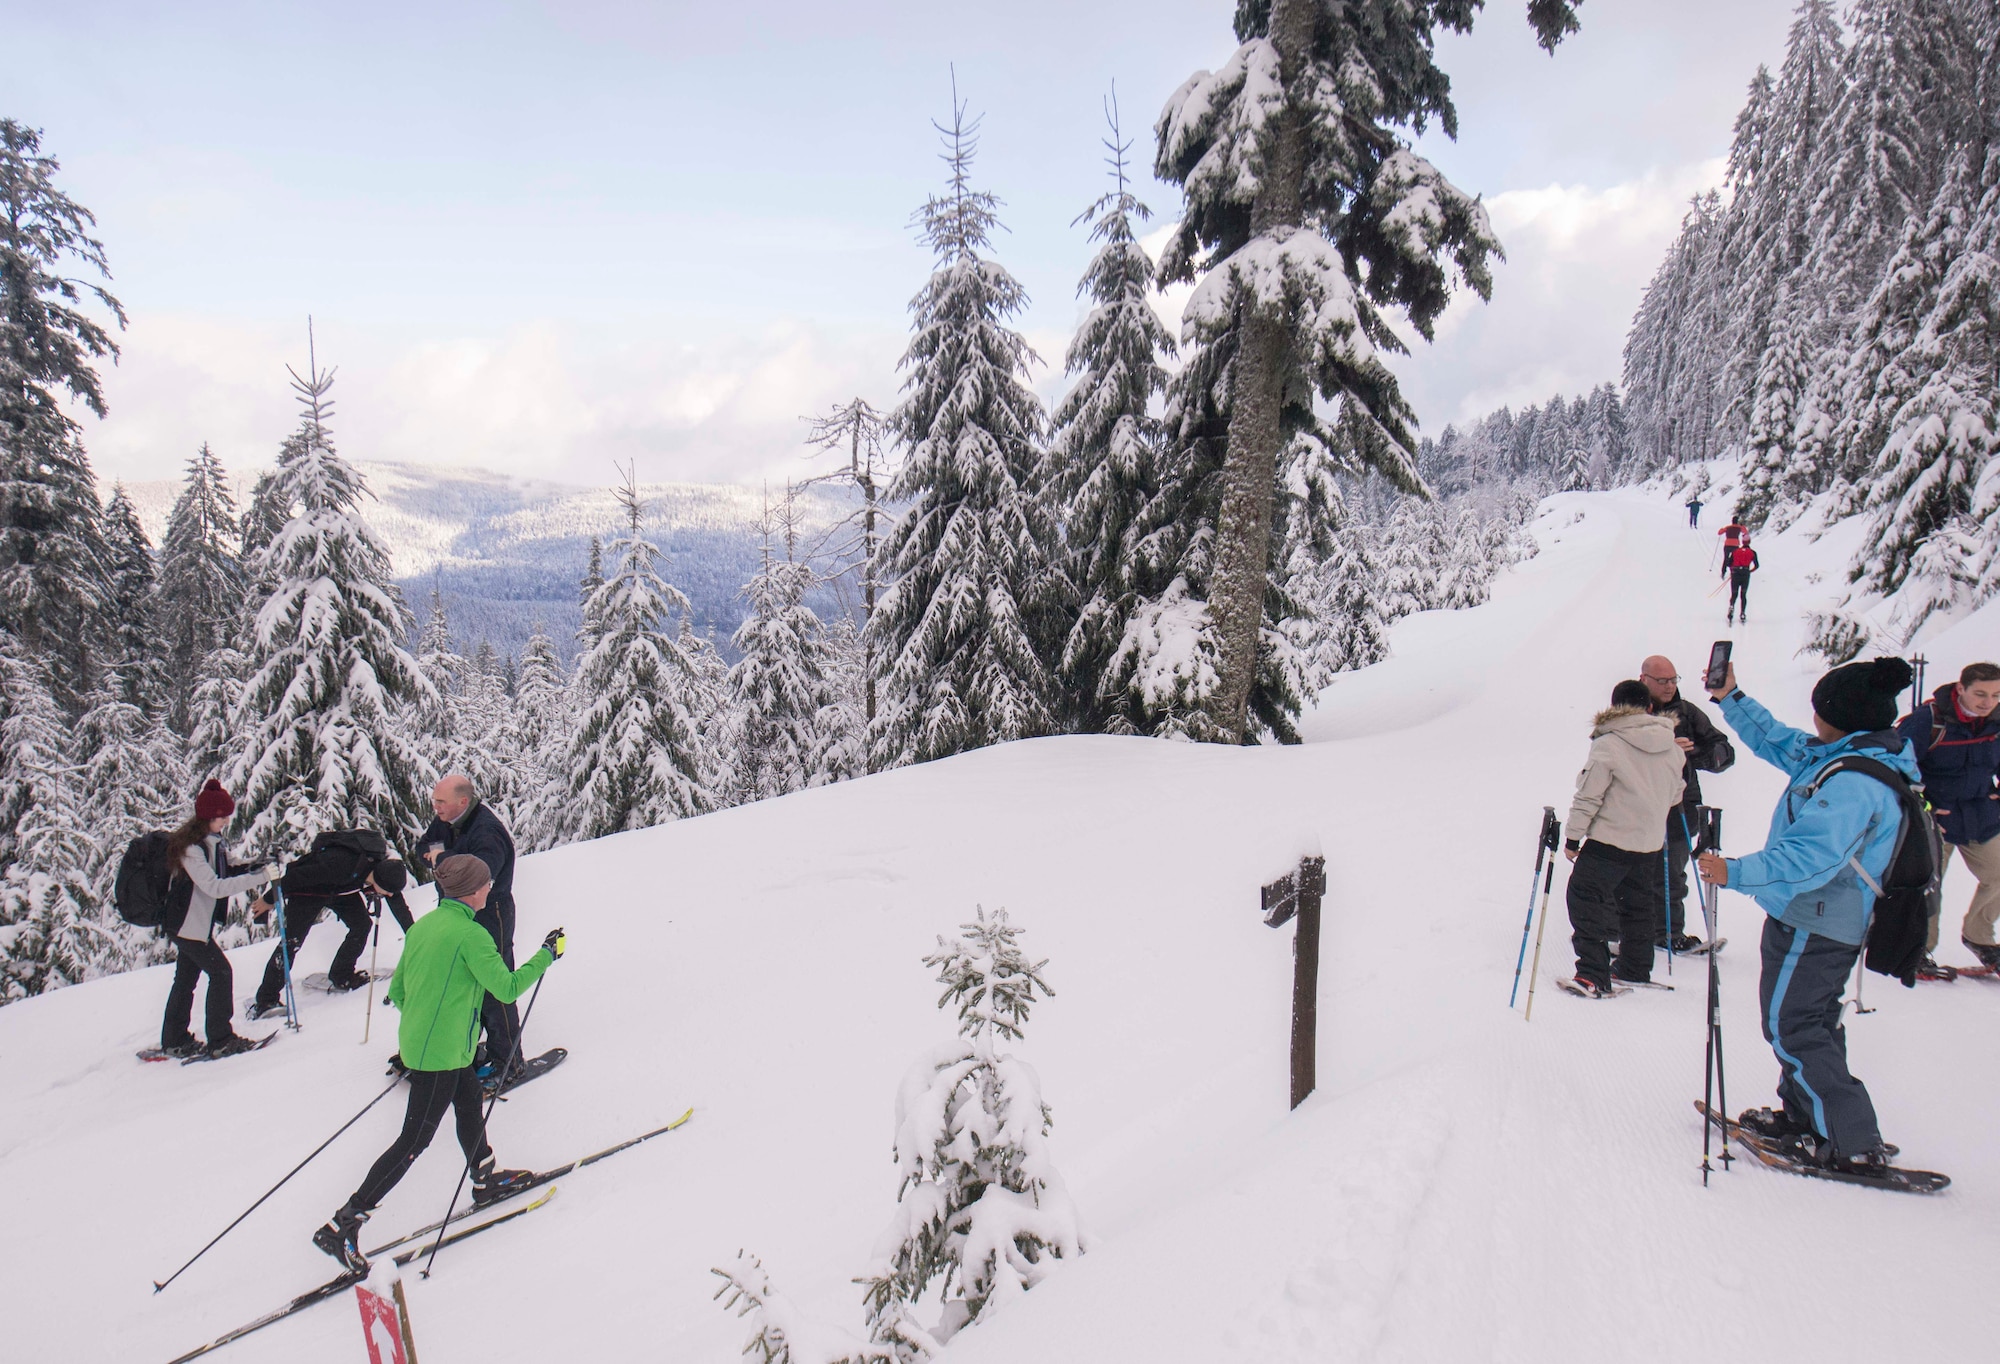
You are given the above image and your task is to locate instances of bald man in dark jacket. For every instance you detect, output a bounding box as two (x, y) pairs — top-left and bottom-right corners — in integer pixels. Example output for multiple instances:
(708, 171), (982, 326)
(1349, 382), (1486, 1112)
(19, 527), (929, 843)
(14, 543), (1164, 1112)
(418, 774), (523, 1087)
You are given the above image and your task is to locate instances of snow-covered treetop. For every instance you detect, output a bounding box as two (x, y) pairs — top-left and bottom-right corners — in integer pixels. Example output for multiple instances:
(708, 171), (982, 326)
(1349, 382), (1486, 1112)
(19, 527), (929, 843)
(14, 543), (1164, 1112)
(923, 906), (1052, 1049)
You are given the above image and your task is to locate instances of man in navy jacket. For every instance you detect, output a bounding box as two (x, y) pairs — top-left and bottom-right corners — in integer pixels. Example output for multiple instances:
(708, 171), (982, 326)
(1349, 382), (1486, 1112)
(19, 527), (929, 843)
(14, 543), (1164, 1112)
(419, 774), (525, 1086)
(1899, 661), (2000, 971)
(1698, 656), (1917, 1173)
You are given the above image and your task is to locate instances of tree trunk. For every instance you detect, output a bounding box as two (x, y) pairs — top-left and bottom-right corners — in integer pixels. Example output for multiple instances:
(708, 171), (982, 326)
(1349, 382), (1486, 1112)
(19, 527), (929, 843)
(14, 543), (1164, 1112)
(1205, 0), (1310, 742)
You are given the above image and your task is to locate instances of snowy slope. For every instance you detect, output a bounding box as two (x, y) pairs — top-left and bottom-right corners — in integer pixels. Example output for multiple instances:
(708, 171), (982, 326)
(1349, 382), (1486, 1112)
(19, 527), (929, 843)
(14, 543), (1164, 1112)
(6, 472), (1999, 1364)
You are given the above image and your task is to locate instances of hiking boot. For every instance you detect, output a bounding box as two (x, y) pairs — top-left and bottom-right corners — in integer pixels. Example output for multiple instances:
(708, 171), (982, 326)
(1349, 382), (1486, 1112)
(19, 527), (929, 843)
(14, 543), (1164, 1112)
(325, 972), (371, 993)
(313, 1204), (370, 1272)
(1561, 976), (1610, 999)
(159, 1037), (203, 1059)
(1962, 937), (2000, 970)
(1666, 934), (1705, 954)
(472, 1162), (537, 1208)
(1915, 957), (1959, 982)
(1610, 964), (1652, 987)
(246, 999), (288, 1021)
(1737, 1106), (1810, 1140)
(207, 1033), (260, 1058)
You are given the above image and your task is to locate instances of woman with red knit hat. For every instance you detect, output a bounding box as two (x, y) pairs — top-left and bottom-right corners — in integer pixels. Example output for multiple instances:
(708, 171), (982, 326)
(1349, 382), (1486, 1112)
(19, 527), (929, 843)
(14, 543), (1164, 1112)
(158, 780), (281, 1058)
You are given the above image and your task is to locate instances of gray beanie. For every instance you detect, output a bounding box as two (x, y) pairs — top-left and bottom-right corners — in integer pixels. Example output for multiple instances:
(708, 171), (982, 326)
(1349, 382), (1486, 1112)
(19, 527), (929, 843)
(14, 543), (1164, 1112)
(434, 854), (491, 902)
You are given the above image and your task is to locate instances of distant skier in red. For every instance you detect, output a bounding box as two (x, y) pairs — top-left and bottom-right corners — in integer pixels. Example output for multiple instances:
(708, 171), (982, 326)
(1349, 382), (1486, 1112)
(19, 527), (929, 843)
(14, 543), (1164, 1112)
(1724, 540), (1760, 624)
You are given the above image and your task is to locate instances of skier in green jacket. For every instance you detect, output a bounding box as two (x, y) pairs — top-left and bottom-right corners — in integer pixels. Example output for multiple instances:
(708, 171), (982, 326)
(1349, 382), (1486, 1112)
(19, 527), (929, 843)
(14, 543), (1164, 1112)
(314, 853), (565, 1271)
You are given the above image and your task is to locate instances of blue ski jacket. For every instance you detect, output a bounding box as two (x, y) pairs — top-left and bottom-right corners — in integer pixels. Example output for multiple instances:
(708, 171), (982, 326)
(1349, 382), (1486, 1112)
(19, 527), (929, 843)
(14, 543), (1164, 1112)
(1716, 690), (1920, 947)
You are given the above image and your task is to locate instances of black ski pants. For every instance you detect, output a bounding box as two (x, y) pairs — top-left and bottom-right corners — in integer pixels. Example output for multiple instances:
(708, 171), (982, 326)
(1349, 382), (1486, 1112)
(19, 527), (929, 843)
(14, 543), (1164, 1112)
(255, 894), (372, 1006)
(1728, 568), (1752, 616)
(1757, 917), (1881, 1158)
(162, 937), (235, 1048)
(1659, 808), (1696, 942)
(476, 893), (522, 1071)
(1566, 841), (1665, 987)
(349, 1064), (492, 1212)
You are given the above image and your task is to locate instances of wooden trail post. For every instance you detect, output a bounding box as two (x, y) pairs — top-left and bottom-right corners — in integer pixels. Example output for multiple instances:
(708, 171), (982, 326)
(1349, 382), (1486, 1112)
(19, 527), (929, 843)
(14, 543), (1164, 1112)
(1262, 855), (1326, 1111)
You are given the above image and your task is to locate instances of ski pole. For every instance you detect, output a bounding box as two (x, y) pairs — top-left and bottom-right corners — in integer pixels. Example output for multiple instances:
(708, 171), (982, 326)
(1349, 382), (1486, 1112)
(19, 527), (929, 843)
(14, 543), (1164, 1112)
(1661, 848), (1674, 977)
(274, 885), (301, 1032)
(154, 1074), (403, 1293)
(420, 973), (545, 1279)
(1523, 824), (1562, 1023)
(1698, 806), (1732, 1183)
(1510, 807), (1559, 1008)
(362, 898), (382, 1046)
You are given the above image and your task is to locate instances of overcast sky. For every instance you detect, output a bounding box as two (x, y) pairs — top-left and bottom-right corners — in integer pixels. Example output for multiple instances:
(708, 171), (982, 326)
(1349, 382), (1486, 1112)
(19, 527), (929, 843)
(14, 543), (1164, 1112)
(8, 0), (1800, 490)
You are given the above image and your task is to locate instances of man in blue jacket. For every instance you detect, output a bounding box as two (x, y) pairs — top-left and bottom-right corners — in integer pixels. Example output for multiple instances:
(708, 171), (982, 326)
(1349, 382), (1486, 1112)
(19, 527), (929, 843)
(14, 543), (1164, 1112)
(1697, 655), (1917, 1173)
(1898, 661), (2000, 973)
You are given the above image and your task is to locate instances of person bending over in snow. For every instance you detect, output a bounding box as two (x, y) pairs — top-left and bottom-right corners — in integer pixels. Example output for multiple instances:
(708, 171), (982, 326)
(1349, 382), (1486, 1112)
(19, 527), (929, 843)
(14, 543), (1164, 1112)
(1698, 656), (1915, 1176)
(314, 854), (565, 1272)
(246, 850), (413, 1019)
(1561, 679), (1687, 996)
(1898, 660), (2000, 978)
(1640, 655), (1735, 953)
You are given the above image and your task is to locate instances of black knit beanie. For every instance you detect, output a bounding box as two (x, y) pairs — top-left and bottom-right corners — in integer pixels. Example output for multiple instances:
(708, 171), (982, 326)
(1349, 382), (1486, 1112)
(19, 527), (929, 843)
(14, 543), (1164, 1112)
(1811, 656), (1914, 735)
(370, 859), (409, 893)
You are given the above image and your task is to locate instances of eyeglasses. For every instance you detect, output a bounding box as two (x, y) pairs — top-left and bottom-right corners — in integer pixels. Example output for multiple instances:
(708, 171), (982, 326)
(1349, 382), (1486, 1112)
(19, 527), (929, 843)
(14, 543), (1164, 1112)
(1642, 675), (1678, 684)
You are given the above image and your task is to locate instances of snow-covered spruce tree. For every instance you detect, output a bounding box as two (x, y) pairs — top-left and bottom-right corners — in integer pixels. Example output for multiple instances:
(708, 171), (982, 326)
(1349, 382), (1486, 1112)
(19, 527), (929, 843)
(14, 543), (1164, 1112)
(0, 630), (106, 1001)
(453, 639), (516, 818)
(0, 119), (125, 713)
(227, 344), (434, 856)
(729, 522), (831, 805)
(562, 466), (715, 839)
(507, 622), (570, 851)
(860, 907), (1081, 1359)
(74, 682), (186, 969)
(183, 644), (246, 786)
(713, 1252), (890, 1364)
(1290, 518), (1388, 693)
(99, 482), (165, 712)
(155, 444), (244, 733)
(576, 536), (606, 654)
(814, 612), (868, 786)
(868, 90), (1065, 769)
(1622, 192), (1727, 474)
(1147, 0), (1582, 741)
(413, 574), (465, 764)
(1047, 91), (1177, 732)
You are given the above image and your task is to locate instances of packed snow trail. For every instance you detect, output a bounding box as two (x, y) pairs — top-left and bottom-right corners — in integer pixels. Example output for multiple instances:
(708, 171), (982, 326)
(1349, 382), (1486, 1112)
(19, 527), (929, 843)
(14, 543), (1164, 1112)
(2, 475), (1997, 1363)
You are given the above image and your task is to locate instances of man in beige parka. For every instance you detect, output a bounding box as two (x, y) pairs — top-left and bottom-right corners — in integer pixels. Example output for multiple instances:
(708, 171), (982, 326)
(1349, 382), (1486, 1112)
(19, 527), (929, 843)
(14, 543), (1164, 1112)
(1561, 679), (1688, 995)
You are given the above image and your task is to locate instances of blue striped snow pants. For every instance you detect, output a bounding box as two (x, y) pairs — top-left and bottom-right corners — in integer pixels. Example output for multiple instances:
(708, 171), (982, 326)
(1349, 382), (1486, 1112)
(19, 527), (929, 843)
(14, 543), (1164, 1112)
(1757, 917), (1882, 1158)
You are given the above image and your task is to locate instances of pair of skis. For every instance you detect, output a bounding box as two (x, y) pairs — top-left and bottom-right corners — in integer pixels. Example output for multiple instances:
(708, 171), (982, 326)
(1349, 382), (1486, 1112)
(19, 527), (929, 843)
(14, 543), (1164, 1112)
(160, 1106), (693, 1363)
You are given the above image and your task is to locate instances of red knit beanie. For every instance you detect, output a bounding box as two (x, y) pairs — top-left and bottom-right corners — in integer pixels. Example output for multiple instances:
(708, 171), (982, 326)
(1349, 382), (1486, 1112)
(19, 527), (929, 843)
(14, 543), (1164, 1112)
(193, 779), (236, 821)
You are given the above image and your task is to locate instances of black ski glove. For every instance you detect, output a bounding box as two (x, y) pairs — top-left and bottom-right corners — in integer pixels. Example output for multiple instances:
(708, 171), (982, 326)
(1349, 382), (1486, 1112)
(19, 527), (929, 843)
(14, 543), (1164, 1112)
(542, 926), (566, 961)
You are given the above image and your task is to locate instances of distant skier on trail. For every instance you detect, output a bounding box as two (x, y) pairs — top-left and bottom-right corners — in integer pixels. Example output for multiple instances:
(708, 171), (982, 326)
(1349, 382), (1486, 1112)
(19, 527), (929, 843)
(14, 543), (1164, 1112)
(1717, 519), (1747, 553)
(314, 853), (563, 1272)
(1640, 655), (1735, 952)
(1723, 540), (1759, 624)
(418, 775), (531, 1093)
(1697, 656), (1916, 1177)
(158, 781), (280, 1059)
(246, 841), (413, 1021)
(1559, 680), (1687, 997)
(1686, 497), (1702, 528)
(1898, 661), (2000, 976)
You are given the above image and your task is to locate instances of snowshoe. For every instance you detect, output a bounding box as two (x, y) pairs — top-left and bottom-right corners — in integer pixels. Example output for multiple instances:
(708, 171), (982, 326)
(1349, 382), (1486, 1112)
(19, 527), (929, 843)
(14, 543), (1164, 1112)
(313, 1205), (370, 1273)
(188, 1033), (279, 1064)
(1663, 934), (1706, 954)
(245, 999), (288, 1021)
(1962, 937), (2000, 971)
(1915, 957), (1959, 982)
(1556, 976), (1627, 999)
(325, 972), (370, 993)
(482, 1047), (568, 1098)
(472, 1164), (538, 1208)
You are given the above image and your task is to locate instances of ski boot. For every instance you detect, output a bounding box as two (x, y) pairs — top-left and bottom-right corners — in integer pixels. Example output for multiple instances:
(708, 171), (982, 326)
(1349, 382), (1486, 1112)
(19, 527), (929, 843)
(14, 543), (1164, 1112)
(313, 1204), (370, 1272)
(1962, 937), (2000, 970)
(472, 1158), (537, 1208)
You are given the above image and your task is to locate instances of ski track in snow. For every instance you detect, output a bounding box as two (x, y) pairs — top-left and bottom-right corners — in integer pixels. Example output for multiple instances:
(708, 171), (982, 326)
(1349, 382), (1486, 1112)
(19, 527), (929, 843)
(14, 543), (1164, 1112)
(4, 476), (1999, 1362)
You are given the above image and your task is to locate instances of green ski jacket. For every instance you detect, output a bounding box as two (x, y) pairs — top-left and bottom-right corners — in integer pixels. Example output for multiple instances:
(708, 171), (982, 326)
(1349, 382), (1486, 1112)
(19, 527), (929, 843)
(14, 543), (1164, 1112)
(387, 896), (552, 1072)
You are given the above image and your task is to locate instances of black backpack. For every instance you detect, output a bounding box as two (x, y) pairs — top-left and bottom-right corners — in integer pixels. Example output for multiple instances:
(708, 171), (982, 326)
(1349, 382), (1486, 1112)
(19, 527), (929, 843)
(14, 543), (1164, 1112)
(112, 830), (196, 932)
(1799, 746), (1944, 987)
(282, 829), (391, 898)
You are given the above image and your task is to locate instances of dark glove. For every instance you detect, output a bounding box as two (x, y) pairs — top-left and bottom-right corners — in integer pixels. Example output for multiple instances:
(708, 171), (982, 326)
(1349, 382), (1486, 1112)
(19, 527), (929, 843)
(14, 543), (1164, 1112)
(542, 926), (566, 961)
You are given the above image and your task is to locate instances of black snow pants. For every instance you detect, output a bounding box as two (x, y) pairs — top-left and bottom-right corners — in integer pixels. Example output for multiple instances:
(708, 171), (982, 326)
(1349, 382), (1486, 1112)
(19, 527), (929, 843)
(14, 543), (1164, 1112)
(475, 893), (523, 1072)
(255, 893), (372, 1006)
(1566, 841), (1665, 987)
(1659, 807), (1696, 941)
(1758, 917), (1881, 1158)
(162, 937), (236, 1048)
(349, 1064), (492, 1212)
(1728, 568), (1752, 617)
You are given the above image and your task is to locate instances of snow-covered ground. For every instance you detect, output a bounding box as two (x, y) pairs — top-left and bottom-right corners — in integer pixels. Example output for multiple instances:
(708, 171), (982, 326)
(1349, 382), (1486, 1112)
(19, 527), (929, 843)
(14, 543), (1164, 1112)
(6, 471), (1997, 1363)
